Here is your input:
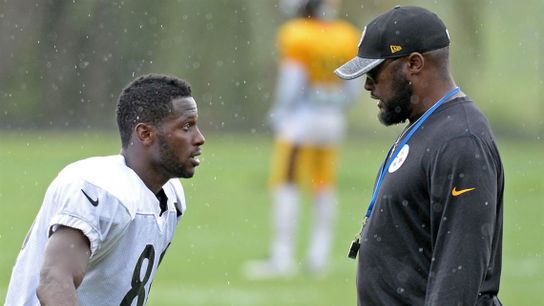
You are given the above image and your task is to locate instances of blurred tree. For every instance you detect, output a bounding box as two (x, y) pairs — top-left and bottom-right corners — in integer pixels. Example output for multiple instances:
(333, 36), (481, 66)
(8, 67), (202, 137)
(0, 0), (164, 129)
(0, 0), (40, 82)
(0, 0), (540, 137)
(0, 0), (47, 126)
(450, 0), (485, 94)
(153, 0), (280, 133)
(342, 0), (397, 25)
(539, 20), (544, 137)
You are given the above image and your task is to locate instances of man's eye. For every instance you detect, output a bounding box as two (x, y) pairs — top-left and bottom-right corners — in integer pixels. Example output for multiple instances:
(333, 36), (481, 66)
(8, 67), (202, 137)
(184, 121), (198, 129)
(367, 69), (379, 81)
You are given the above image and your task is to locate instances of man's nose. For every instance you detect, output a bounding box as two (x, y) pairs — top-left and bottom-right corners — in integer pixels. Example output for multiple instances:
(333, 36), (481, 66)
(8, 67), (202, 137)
(194, 127), (205, 146)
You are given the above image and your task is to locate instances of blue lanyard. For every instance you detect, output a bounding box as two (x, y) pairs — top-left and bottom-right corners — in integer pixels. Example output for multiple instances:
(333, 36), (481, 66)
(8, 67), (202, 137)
(364, 87), (461, 220)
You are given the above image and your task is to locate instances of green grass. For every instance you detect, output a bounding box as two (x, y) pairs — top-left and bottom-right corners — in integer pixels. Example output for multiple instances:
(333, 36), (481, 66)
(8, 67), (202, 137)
(1, 131), (542, 305)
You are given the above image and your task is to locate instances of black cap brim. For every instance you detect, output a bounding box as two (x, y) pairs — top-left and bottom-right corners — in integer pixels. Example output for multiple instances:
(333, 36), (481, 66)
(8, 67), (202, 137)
(334, 57), (384, 80)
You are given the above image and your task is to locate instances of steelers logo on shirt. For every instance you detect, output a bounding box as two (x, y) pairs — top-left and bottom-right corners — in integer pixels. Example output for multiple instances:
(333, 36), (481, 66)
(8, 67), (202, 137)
(388, 144), (410, 173)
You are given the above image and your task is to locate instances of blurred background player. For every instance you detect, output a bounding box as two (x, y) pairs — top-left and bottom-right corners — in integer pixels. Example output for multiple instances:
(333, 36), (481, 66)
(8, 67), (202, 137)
(244, 0), (360, 278)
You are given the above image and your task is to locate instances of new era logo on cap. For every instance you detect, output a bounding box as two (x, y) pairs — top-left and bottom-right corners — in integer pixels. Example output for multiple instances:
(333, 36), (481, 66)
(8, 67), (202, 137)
(390, 45), (402, 54)
(335, 6), (450, 80)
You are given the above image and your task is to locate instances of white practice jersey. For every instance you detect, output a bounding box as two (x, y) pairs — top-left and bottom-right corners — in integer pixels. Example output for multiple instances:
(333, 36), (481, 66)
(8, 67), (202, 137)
(5, 155), (187, 306)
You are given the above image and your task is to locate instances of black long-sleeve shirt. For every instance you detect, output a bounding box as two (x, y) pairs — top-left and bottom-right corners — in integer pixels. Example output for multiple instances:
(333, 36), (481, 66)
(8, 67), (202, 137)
(357, 97), (504, 306)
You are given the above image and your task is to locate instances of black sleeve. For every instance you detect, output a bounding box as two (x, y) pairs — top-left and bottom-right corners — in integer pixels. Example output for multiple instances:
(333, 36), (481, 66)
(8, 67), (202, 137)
(425, 135), (499, 306)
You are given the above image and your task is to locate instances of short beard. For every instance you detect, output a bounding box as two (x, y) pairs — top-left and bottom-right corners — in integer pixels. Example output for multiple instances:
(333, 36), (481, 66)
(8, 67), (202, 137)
(378, 67), (413, 126)
(157, 132), (192, 179)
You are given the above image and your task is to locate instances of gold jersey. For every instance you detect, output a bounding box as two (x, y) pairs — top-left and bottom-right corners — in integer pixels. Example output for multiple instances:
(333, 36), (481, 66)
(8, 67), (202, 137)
(277, 18), (360, 85)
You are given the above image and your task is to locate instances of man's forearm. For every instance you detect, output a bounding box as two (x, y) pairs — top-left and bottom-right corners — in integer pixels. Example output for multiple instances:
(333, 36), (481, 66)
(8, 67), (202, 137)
(37, 266), (82, 305)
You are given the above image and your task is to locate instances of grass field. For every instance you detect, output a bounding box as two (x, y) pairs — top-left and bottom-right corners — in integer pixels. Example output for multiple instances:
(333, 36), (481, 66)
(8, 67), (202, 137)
(1, 131), (543, 305)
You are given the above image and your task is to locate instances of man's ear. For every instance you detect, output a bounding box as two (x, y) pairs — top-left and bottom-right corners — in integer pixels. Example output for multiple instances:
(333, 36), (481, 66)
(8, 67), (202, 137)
(406, 52), (425, 74)
(134, 123), (155, 146)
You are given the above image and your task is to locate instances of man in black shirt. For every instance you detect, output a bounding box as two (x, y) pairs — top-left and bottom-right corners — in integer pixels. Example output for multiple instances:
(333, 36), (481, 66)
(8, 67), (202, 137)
(335, 6), (503, 306)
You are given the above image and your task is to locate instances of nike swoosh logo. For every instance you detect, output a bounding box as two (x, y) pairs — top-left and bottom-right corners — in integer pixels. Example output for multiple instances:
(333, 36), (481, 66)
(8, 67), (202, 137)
(451, 187), (476, 197)
(81, 189), (99, 206)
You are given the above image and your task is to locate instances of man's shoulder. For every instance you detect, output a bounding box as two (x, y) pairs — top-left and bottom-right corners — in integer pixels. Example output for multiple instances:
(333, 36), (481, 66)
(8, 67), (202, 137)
(420, 97), (498, 156)
(279, 18), (308, 30)
(59, 155), (132, 191)
(279, 18), (358, 38)
(54, 155), (145, 213)
(59, 155), (125, 177)
(428, 97), (492, 137)
(278, 19), (311, 46)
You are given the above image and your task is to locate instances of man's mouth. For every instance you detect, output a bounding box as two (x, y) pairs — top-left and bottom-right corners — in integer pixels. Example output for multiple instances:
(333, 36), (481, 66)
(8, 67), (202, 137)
(190, 151), (201, 166)
(371, 95), (383, 109)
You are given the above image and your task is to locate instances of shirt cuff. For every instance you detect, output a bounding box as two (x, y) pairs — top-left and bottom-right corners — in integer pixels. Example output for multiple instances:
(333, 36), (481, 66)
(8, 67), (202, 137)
(49, 214), (100, 257)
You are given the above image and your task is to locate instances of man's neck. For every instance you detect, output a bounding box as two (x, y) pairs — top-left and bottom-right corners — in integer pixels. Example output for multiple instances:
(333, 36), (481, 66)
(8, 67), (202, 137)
(122, 150), (166, 194)
(408, 82), (459, 124)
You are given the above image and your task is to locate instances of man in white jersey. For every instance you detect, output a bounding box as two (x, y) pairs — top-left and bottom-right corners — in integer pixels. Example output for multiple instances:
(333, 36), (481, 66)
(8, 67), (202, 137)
(5, 74), (205, 306)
